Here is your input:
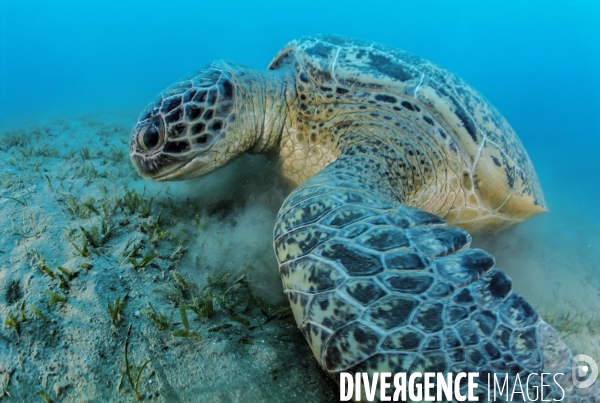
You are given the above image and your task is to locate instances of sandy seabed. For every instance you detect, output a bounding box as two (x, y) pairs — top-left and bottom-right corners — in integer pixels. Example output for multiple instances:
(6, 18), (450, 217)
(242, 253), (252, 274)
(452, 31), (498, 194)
(0, 113), (598, 402)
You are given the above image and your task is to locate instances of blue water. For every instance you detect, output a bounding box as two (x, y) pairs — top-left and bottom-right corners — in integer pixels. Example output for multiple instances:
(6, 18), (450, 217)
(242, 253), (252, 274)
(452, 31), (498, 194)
(3, 0), (598, 235)
(1, 1), (599, 197)
(1, 0), (600, 396)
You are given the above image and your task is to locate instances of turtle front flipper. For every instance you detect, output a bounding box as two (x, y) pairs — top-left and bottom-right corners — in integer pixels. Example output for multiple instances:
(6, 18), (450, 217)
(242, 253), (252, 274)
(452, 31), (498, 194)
(274, 158), (596, 401)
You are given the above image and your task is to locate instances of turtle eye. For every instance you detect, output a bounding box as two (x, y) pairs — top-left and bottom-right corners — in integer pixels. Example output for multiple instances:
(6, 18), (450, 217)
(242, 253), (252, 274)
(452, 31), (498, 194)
(138, 119), (164, 151)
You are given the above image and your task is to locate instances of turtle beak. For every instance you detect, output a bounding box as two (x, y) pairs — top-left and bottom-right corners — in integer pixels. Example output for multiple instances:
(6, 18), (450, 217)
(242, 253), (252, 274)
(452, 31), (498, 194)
(151, 153), (217, 181)
(129, 151), (184, 181)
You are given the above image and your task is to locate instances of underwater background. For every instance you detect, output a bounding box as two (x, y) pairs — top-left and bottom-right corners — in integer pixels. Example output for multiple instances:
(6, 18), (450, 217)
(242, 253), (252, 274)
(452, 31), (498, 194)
(0, 0), (599, 401)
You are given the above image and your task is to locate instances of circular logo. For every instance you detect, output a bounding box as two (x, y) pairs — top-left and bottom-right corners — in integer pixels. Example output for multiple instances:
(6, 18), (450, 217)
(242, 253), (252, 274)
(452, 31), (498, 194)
(572, 354), (598, 389)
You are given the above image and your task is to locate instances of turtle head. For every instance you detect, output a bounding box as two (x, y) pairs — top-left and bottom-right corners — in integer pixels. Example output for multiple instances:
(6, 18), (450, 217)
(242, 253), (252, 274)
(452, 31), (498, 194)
(130, 62), (243, 181)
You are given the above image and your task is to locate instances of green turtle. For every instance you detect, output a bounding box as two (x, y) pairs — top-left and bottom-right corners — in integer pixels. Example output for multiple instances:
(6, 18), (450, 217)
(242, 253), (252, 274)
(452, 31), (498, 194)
(130, 35), (597, 400)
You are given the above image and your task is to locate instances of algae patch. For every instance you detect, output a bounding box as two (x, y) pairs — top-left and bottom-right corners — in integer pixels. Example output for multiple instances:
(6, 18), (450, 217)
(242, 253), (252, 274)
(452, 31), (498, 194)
(0, 114), (338, 402)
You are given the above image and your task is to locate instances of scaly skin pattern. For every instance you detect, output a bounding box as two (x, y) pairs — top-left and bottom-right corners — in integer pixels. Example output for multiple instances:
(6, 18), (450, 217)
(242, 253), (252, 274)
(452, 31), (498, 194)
(129, 61), (288, 181)
(274, 153), (598, 401)
(129, 35), (599, 402)
(270, 35), (547, 234)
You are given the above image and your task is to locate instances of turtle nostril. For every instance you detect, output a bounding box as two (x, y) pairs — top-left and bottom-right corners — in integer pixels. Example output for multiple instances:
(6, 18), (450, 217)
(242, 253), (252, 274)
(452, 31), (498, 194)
(143, 125), (160, 149)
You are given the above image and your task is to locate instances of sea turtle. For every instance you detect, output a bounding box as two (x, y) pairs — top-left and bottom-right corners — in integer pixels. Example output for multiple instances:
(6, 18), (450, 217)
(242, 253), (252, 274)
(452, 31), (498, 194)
(129, 35), (598, 401)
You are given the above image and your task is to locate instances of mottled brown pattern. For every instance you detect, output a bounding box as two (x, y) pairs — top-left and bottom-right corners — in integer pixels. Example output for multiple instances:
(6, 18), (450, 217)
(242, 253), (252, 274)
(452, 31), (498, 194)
(128, 35), (597, 402)
(269, 35), (547, 233)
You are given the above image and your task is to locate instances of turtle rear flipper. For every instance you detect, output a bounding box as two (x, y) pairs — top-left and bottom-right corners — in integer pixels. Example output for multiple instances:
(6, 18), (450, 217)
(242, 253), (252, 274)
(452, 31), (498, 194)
(274, 157), (592, 401)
